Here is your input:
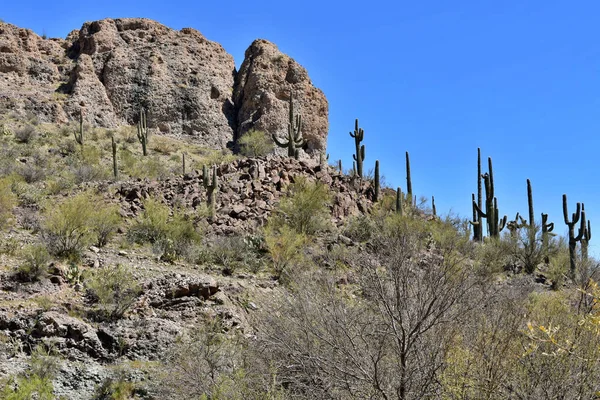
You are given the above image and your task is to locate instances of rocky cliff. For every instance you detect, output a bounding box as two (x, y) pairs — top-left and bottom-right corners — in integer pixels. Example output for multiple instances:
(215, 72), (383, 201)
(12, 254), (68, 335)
(0, 18), (328, 156)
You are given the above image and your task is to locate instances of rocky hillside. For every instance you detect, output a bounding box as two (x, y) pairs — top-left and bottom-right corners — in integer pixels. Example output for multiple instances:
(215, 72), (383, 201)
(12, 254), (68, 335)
(0, 18), (328, 156)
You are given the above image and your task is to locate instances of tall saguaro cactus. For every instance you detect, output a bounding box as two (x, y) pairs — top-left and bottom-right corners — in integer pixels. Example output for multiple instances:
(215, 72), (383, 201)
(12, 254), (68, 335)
(111, 136), (118, 179)
(349, 119), (365, 178)
(273, 90), (306, 159)
(373, 160), (380, 202)
(73, 108), (84, 146)
(137, 108), (149, 156)
(563, 194), (584, 279)
(541, 213), (555, 261)
(206, 166), (219, 213)
(473, 148), (483, 241)
(581, 215), (592, 263)
(473, 157), (506, 238)
(406, 151), (412, 206)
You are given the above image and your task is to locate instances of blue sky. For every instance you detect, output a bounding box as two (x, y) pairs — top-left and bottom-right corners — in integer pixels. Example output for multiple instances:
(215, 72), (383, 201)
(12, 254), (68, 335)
(3, 1), (600, 254)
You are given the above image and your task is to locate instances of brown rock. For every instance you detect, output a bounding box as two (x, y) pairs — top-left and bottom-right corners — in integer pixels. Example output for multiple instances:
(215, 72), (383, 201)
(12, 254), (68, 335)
(234, 39), (328, 158)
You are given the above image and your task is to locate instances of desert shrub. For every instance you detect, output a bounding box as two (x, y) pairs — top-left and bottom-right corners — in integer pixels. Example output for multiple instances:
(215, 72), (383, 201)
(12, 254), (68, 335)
(86, 264), (141, 320)
(264, 224), (306, 280)
(1, 345), (58, 400)
(128, 198), (201, 261)
(473, 236), (514, 275)
(93, 371), (138, 400)
(17, 244), (51, 281)
(17, 159), (47, 184)
(127, 197), (169, 244)
(206, 236), (263, 274)
(154, 319), (285, 400)
(547, 237), (570, 289)
(42, 191), (111, 258)
(270, 176), (332, 235)
(237, 129), (273, 157)
(342, 214), (377, 243)
(90, 203), (121, 247)
(0, 177), (16, 230)
(13, 125), (37, 143)
(72, 163), (109, 184)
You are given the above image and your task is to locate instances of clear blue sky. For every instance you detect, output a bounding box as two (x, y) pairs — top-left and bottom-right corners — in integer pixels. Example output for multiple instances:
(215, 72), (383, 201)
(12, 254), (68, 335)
(3, 1), (600, 255)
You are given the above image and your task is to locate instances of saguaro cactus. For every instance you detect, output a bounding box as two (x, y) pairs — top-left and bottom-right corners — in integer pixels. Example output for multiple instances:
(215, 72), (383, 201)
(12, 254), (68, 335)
(563, 194), (584, 279)
(182, 153), (186, 176)
(406, 151), (412, 206)
(473, 157), (506, 238)
(349, 119), (365, 178)
(432, 196), (437, 218)
(73, 109), (83, 146)
(111, 136), (118, 179)
(396, 187), (403, 216)
(202, 164), (209, 187)
(470, 148), (483, 241)
(541, 213), (555, 261)
(206, 166), (219, 212)
(137, 108), (148, 156)
(374, 160), (380, 202)
(273, 90), (306, 158)
(506, 212), (526, 240)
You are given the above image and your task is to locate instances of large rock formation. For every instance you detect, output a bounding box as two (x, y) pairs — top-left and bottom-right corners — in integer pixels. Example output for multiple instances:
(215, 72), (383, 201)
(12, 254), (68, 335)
(0, 18), (328, 156)
(234, 39), (329, 156)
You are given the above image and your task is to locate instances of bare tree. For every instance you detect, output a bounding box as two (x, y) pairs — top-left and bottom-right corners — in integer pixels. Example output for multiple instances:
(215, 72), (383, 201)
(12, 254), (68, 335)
(257, 217), (483, 399)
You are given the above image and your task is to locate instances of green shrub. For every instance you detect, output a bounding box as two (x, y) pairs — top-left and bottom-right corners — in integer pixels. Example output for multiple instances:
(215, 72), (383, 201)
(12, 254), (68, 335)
(342, 214), (377, 243)
(1, 374), (54, 400)
(13, 125), (37, 144)
(206, 236), (263, 274)
(86, 264), (141, 320)
(1, 345), (58, 400)
(271, 176), (332, 235)
(90, 203), (121, 247)
(264, 224), (306, 279)
(237, 129), (273, 157)
(42, 191), (114, 258)
(128, 197), (201, 261)
(94, 372), (138, 400)
(0, 177), (16, 230)
(17, 244), (51, 281)
(127, 197), (169, 244)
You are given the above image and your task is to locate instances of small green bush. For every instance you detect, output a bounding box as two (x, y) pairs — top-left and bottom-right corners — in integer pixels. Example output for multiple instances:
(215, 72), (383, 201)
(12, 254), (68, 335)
(207, 236), (263, 274)
(90, 203), (121, 247)
(264, 224), (306, 279)
(42, 192), (96, 257)
(0, 177), (16, 230)
(128, 197), (201, 261)
(271, 176), (332, 235)
(17, 244), (51, 281)
(0, 345), (58, 400)
(86, 264), (141, 320)
(42, 191), (115, 258)
(13, 125), (37, 144)
(237, 129), (273, 157)
(127, 197), (169, 244)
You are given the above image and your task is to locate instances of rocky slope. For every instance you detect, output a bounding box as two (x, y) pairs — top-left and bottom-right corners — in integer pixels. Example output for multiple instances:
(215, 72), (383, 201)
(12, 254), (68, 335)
(0, 18), (328, 156)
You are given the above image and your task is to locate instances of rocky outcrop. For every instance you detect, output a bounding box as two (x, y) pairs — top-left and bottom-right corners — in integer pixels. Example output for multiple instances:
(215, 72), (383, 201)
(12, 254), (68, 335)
(234, 39), (328, 156)
(115, 156), (377, 236)
(0, 18), (328, 156)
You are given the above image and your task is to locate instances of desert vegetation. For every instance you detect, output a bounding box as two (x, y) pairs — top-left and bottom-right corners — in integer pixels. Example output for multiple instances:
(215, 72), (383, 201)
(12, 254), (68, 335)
(0, 95), (597, 399)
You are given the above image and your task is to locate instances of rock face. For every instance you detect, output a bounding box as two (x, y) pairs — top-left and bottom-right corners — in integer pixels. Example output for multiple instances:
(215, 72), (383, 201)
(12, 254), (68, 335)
(234, 39), (329, 156)
(0, 18), (328, 156)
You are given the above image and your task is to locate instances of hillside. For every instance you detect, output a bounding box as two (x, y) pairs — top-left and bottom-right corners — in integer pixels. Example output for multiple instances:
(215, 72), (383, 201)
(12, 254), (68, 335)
(0, 18), (599, 400)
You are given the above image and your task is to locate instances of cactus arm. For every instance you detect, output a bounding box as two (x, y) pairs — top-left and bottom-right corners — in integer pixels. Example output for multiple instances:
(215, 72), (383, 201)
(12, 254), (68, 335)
(473, 201), (487, 218)
(272, 133), (288, 148)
